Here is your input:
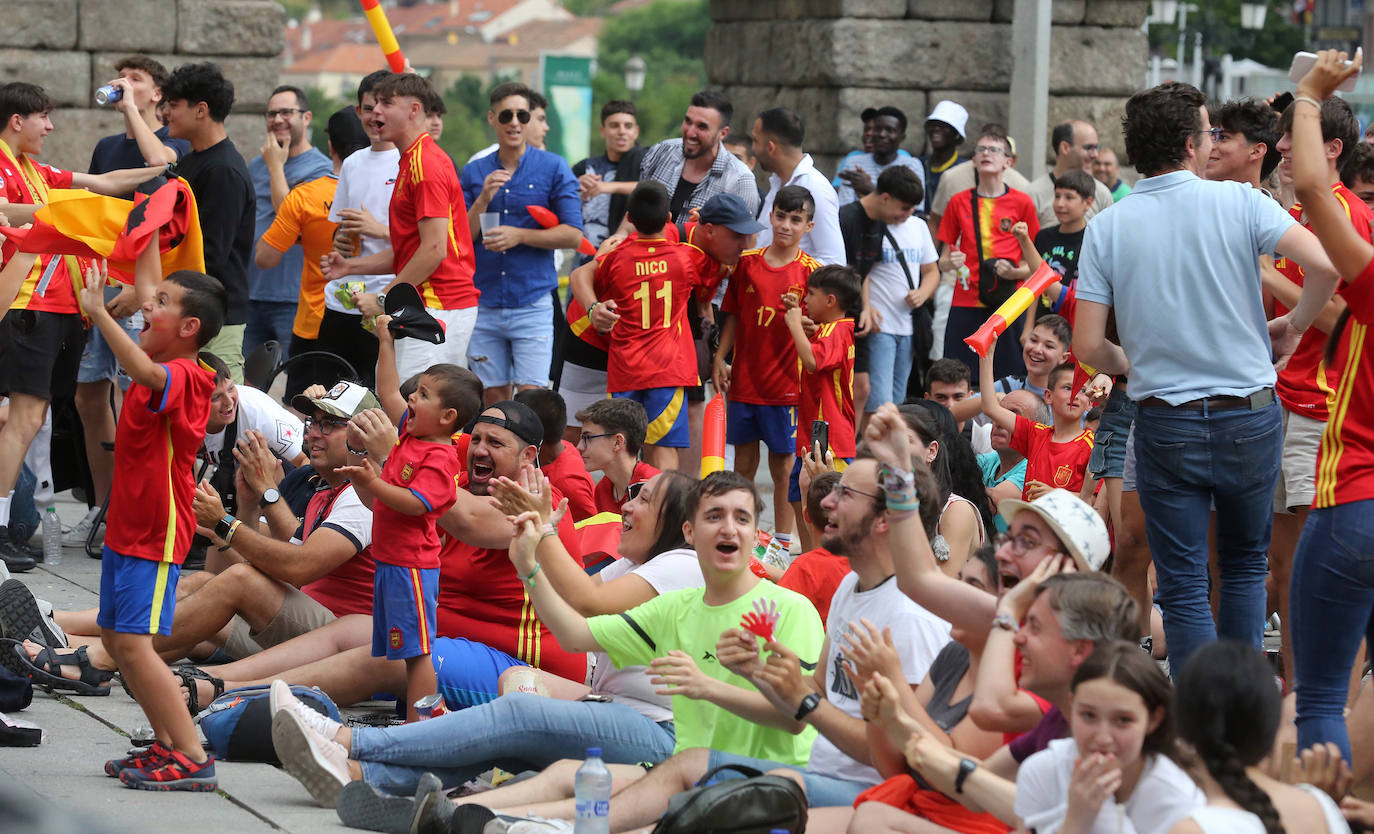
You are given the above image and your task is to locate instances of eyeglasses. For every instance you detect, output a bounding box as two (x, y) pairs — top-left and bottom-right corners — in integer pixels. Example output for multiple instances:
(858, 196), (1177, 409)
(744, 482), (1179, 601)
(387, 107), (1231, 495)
(973, 145), (1007, 156)
(265, 108), (304, 120)
(830, 482), (883, 502)
(497, 109), (531, 125)
(625, 481), (647, 502)
(1080, 143), (1099, 153)
(303, 415), (350, 436)
(1205, 127), (1223, 142)
(576, 432), (614, 448)
(994, 531), (1044, 556)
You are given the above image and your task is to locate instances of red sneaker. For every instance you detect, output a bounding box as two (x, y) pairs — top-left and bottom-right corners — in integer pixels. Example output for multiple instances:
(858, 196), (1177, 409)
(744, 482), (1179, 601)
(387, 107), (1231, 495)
(118, 749), (217, 792)
(105, 741), (170, 777)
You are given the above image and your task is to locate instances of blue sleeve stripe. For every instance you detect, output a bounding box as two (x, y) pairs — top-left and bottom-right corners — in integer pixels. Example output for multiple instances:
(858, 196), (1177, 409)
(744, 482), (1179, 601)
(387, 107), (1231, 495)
(408, 488), (434, 512)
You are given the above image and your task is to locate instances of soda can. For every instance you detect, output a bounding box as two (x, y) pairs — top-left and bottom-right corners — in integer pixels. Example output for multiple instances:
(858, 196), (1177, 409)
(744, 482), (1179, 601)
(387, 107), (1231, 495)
(95, 85), (123, 106)
(413, 693), (447, 720)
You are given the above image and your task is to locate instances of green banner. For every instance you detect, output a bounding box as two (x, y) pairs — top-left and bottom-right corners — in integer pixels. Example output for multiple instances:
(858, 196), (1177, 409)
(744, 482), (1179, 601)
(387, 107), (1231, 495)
(541, 54), (594, 162)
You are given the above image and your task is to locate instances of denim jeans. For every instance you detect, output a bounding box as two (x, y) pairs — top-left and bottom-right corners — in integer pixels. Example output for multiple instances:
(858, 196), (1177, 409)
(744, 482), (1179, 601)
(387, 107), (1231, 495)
(1133, 400), (1281, 676)
(1291, 499), (1374, 759)
(705, 750), (872, 807)
(865, 332), (913, 412)
(467, 297), (554, 388)
(243, 300), (299, 356)
(352, 692), (676, 795)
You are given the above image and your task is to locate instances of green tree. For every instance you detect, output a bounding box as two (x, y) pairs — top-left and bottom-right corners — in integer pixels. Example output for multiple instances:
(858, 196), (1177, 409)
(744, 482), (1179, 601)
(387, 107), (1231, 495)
(435, 73), (502, 165)
(1147, 0), (1305, 71)
(305, 86), (352, 149)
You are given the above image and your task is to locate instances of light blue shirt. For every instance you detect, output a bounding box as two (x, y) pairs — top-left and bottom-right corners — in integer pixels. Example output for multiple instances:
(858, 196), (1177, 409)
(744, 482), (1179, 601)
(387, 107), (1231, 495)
(248, 147), (333, 303)
(1076, 170), (1296, 404)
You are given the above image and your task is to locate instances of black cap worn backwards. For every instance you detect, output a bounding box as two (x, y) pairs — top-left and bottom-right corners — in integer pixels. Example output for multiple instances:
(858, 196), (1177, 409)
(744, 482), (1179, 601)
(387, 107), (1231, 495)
(475, 401), (544, 448)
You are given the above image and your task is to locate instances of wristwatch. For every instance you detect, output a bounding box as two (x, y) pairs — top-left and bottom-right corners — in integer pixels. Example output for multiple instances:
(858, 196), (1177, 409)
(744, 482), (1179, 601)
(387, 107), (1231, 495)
(214, 514), (237, 540)
(376, 291), (387, 310)
(794, 692), (822, 721)
(260, 488), (281, 507)
(955, 757), (978, 794)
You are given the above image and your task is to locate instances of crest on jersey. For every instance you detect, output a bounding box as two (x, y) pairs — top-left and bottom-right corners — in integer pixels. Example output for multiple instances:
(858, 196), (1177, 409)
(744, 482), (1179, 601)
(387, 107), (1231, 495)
(390, 627), (403, 649)
(401, 463), (414, 481)
(1054, 465), (1072, 486)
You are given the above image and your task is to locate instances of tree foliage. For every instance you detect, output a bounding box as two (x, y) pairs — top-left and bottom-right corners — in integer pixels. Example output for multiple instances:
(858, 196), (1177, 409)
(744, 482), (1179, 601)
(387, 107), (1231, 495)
(1147, 0), (1306, 72)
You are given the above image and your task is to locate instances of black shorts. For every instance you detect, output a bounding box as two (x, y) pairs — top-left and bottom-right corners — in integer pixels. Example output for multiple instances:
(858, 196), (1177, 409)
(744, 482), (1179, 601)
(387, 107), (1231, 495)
(853, 332), (870, 375)
(0, 309), (87, 399)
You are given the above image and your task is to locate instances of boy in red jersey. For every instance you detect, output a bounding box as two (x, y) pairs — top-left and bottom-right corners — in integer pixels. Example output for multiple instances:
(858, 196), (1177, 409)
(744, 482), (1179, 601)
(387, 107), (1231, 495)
(783, 265), (861, 538)
(778, 471), (851, 627)
(513, 388), (597, 522)
(980, 351), (1094, 499)
(575, 398), (660, 515)
(76, 244), (224, 791)
(321, 73), (478, 380)
(571, 181), (728, 471)
(714, 184), (822, 563)
(338, 316), (469, 721)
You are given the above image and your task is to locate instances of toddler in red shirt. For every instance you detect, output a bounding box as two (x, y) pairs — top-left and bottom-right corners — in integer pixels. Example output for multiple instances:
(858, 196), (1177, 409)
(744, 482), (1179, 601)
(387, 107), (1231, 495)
(339, 315), (471, 721)
(980, 348), (1094, 500)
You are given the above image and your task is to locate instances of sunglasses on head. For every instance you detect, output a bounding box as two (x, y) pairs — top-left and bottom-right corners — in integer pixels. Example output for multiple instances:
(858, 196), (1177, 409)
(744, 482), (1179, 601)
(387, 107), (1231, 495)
(498, 109), (531, 125)
(626, 481), (647, 502)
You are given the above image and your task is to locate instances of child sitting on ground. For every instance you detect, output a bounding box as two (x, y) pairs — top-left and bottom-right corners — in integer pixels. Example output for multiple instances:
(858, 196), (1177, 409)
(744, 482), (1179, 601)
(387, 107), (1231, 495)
(338, 315), (465, 722)
(574, 398), (660, 515)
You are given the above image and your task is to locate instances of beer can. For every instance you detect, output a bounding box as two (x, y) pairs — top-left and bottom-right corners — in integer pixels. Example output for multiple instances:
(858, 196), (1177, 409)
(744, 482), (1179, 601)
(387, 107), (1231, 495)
(95, 85), (123, 106)
(414, 693), (447, 720)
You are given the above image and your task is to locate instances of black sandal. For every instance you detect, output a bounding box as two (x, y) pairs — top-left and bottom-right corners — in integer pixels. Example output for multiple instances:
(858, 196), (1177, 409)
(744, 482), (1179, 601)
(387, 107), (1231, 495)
(9, 641), (115, 696)
(175, 667), (224, 715)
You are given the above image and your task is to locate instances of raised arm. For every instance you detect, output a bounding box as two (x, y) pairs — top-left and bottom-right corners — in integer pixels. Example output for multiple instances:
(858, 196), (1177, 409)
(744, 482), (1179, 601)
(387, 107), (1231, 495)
(372, 315), (407, 425)
(507, 511), (600, 652)
(978, 345), (1018, 433)
(76, 243), (166, 393)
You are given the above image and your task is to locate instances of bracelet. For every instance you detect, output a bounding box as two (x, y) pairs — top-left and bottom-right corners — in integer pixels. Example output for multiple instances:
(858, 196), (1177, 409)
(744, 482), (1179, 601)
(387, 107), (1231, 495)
(886, 508), (918, 522)
(346, 443), (368, 457)
(223, 519), (243, 546)
(1293, 94), (1323, 111)
(991, 612), (1020, 633)
(955, 757), (978, 794)
(587, 301), (600, 315)
(539, 529), (559, 542)
(520, 563), (542, 586)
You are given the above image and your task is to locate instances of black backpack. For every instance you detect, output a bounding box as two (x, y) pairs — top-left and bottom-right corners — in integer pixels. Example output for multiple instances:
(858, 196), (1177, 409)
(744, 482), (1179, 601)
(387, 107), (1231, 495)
(648, 764), (807, 834)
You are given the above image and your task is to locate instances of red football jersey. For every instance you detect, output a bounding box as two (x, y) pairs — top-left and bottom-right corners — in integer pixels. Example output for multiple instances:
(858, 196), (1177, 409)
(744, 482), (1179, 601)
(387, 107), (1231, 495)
(796, 318), (857, 458)
(1010, 414), (1094, 498)
(0, 148), (81, 315)
(778, 547), (851, 628)
(372, 424), (461, 569)
(436, 476), (588, 681)
(1274, 184), (1373, 421)
(592, 460), (660, 515)
(593, 235), (721, 392)
(723, 248), (820, 405)
(542, 440), (597, 522)
(106, 358), (214, 563)
(299, 483), (376, 617)
(1315, 254), (1374, 509)
(938, 187), (1040, 308)
(390, 133), (479, 310)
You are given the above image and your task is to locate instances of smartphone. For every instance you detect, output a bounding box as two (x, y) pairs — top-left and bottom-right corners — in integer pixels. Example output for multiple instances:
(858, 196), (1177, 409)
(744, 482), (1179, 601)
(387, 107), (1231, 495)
(1288, 49), (1362, 92)
(810, 420), (829, 459)
(1270, 91), (1293, 114)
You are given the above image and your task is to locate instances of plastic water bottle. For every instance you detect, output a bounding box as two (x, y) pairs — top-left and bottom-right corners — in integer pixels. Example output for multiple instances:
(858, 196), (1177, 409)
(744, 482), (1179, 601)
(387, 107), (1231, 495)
(574, 747), (612, 834)
(42, 507), (62, 567)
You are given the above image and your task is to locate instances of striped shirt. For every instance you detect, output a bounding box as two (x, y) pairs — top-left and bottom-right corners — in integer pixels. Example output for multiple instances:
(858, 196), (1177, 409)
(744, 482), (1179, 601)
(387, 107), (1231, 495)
(639, 138), (760, 221)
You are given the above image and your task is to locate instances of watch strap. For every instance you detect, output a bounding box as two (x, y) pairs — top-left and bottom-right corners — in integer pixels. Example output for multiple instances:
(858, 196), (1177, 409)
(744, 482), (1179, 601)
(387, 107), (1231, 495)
(955, 757), (978, 794)
(794, 692), (821, 721)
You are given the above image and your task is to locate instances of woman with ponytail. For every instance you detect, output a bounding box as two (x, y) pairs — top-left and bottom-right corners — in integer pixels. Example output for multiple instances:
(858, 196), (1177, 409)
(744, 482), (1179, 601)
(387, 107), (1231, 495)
(1172, 640), (1349, 834)
(1015, 641), (1201, 834)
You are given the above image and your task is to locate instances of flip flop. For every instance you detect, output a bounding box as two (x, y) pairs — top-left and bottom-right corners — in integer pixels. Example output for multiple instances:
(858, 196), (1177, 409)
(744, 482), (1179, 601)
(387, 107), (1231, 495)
(6, 640), (114, 696)
(0, 579), (63, 648)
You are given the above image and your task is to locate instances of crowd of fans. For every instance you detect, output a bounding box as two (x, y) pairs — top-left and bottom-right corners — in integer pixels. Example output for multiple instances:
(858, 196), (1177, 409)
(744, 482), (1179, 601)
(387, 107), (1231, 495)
(0, 43), (1372, 834)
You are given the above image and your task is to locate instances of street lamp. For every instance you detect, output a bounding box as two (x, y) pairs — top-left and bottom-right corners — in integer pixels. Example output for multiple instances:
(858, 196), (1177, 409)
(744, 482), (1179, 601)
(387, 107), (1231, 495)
(624, 55), (646, 102)
(1240, 1), (1267, 30)
(1151, 0), (1178, 24)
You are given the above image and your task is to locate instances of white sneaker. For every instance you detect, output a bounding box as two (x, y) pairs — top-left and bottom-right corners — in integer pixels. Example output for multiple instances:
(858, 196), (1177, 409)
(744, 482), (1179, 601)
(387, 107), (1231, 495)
(269, 678), (343, 739)
(271, 707), (352, 808)
(62, 506), (103, 548)
(506, 819), (575, 834)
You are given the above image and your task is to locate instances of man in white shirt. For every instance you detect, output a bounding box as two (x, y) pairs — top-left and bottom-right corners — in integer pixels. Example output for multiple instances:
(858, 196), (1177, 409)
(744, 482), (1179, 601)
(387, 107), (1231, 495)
(322, 70), (399, 388)
(751, 107), (844, 265)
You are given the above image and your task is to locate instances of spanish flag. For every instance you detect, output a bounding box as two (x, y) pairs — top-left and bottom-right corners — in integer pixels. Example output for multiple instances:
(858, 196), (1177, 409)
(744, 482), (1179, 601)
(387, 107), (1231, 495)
(4, 178), (205, 284)
(566, 295), (610, 352)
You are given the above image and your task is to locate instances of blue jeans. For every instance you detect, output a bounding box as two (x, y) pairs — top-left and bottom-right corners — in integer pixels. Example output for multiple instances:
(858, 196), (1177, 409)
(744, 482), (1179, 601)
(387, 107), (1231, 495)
(1291, 500), (1374, 760)
(351, 692), (676, 795)
(243, 300), (298, 355)
(865, 332), (913, 412)
(1133, 400), (1282, 676)
(705, 750), (872, 808)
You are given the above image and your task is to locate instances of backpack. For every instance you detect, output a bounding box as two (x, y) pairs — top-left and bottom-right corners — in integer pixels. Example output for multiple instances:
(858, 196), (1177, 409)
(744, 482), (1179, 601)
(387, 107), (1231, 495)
(195, 683), (340, 763)
(648, 764), (808, 834)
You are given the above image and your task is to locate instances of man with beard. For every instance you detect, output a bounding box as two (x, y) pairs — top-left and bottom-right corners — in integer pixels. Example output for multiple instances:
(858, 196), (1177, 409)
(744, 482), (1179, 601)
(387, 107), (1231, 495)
(634, 90), (759, 224)
(246, 86), (332, 353)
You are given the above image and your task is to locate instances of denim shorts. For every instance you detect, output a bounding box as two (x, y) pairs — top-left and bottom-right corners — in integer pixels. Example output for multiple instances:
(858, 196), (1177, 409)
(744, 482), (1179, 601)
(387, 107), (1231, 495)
(705, 749), (872, 808)
(467, 297), (554, 388)
(1087, 385), (1137, 480)
(77, 312), (143, 384)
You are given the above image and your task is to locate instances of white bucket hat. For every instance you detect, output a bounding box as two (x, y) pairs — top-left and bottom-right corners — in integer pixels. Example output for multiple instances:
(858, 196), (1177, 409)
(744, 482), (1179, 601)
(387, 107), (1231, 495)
(926, 100), (969, 140)
(997, 489), (1110, 571)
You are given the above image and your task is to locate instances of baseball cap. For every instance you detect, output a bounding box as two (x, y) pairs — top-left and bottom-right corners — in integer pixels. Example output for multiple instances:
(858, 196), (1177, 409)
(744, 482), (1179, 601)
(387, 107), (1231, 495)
(384, 282), (446, 345)
(697, 193), (765, 235)
(997, 489), (1110, 572)
(291, 380), (381, 420)
(925, 100), (968, 139)
(874, 105), (908, 133)
(474, 401), (544, 448)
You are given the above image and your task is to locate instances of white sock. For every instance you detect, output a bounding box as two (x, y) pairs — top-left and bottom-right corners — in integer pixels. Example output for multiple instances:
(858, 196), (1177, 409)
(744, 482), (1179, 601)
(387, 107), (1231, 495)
(0, 493), (11, 528)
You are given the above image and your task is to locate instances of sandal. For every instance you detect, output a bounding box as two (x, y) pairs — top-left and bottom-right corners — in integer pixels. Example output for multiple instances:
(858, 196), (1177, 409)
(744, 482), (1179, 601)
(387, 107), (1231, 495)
(175, 667), (224, 715)
(7, 640), (115, 695)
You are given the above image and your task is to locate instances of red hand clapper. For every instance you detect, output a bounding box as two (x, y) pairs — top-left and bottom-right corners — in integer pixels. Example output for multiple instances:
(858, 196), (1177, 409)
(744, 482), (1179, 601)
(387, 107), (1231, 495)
(741, 598), (781, 642)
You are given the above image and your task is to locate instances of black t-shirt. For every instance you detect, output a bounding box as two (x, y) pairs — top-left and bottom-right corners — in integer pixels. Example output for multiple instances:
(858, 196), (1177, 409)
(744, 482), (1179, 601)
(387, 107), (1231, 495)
(89, 126), (190, 177)
(171, 137), (256, 325)
(669, 176), (696, 222)
(1034, 224), (1084, 288)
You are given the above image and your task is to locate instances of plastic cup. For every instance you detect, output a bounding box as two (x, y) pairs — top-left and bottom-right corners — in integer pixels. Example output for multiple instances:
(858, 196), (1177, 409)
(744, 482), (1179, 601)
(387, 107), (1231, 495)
(480, 212), (501, 238)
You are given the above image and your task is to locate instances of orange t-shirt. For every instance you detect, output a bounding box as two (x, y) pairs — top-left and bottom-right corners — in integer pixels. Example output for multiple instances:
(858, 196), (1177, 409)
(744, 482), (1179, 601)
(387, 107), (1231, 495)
(259, 174), (339, 339)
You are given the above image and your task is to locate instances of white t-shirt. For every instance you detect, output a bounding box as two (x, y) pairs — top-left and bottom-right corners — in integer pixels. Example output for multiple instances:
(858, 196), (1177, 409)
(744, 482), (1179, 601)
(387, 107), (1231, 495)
(806, 573), (951, 785)
(1016, 738), (1203, 834)
(588, 548), (704, 722)
(866, 216), (938, 337)
(203, 385), (304, 465)
(300, 483), (373, 552)
(326, 146), (400, 312)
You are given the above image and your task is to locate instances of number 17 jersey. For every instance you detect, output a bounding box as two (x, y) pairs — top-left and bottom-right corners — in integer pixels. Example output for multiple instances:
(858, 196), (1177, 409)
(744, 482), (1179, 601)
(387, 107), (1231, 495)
(594, 235), (721, 392)
(723, 248), (821, 405)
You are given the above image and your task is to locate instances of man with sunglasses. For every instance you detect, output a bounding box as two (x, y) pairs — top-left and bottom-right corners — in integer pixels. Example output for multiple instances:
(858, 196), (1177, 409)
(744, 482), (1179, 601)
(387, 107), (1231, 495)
(1025, 119), (1114, 228)
(461, 82), (583, 404)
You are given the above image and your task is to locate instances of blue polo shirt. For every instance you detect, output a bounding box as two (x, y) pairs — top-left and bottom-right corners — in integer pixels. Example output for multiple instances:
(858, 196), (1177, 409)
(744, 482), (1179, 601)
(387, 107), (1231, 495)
(248, 147), (333, 303)
(1076, 170), (1296, 405)
(460, 146), (582, 308)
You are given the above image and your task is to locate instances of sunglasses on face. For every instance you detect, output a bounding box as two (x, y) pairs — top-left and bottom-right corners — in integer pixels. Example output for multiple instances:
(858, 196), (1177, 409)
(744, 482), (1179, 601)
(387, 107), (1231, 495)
(498, 109), (531, 125)
(625, 481), (647, 502)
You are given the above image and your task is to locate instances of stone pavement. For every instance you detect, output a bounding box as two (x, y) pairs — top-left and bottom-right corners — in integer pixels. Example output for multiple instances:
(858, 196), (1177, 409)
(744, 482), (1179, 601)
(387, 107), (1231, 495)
(2, 493), (356, 834)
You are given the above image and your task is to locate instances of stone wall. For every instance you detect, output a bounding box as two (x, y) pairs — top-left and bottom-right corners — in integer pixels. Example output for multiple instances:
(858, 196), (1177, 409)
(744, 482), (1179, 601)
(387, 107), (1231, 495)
(707, 0), (1148, 177)
(2, 0), (285, 173)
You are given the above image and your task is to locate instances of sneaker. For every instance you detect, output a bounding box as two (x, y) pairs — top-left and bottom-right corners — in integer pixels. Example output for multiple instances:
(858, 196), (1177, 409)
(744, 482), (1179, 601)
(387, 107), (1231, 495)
(62, 506), (104, 548)
(105, 741), (170, 777)
(446, 804), (497, 834)
(270, 678), (343, 738)
(410, 774), (455, 834)
(119, 749), (217, 791)
(272, 707), (352, 808)
(0, 578), (65, 647)
(0, 529), (36, 574)
(505, 818), (574, 834)
(332, 771), (441, 834)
